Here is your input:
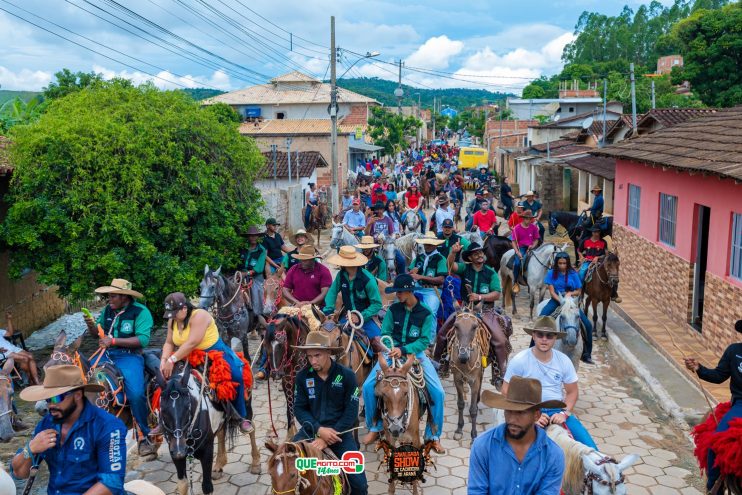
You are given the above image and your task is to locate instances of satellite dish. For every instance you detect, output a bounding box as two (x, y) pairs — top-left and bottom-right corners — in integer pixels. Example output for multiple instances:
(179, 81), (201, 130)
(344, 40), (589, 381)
(582, 117), (594, 129)
(553, 115), (561, 122)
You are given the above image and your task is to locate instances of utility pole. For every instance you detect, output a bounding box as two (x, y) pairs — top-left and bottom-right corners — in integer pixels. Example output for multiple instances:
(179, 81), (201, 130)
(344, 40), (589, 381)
(295, 148), (300, 183)
(271, 144), (277, 188)
(394, 60), (404, 115)
(630, 63), (638, 134)
(286, 137), (293, 185)
(329, 16), (338, 213)
(432, 96), (436, 138)
(651, 80), (656, 109)
(601, 79), (607, 148)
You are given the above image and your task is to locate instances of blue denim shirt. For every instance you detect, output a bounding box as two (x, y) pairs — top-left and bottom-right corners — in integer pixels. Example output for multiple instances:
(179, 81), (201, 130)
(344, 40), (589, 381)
(468, 423), (564, 495)
(25, 399), (127, 495)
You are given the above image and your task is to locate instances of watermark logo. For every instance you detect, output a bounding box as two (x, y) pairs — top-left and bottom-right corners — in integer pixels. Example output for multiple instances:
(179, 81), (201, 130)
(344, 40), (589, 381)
(295, 451), (365, 476)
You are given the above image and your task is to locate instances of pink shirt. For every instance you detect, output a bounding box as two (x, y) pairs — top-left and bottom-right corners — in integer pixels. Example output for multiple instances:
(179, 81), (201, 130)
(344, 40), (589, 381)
(512, 223), (540, 247)
(284, 262), (332, 302)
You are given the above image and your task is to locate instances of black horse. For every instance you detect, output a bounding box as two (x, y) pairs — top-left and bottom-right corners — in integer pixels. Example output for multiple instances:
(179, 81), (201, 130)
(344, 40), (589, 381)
(548, 211), (613, 253)
(483, 234), (513, 272)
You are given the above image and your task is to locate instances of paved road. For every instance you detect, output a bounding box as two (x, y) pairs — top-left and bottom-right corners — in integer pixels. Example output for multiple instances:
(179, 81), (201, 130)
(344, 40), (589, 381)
(129, 291), (706, 494)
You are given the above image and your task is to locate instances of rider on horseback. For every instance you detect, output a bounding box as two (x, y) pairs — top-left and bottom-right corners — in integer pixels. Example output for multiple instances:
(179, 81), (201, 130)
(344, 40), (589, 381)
(577, 226), (621, 303)
(510, 210), (540, 294)
(401, 183), (426, 233)
(585, 184), (604, 222)
(435, 242), (510, 384)
(361, 274), (446, 454)
(684, 319), (742, 493)
(410, 233), (448, 340)
(437, 218), (471, 260)
(84, 278), (156, 455)
(521, 191), (545, 241)
(283, 229), (315, 271)
(433, 193), (456, 235)
(241, 225), (268, 316)
(342, 198), (367, 238)
(357, 236), (388, 281)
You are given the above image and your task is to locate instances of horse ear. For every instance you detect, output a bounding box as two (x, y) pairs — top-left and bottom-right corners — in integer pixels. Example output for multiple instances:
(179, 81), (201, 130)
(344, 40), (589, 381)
(214, 266), (222, 277)
(70, 334), (84, 353)
(311, 304), (325, 323)
(180, 363), (191, 386)
(331, 311), (340, 324)
(617, 454), (639, 472)
(257, 315), (268, 330)
(54, 330), (67, 349)
(400, 354), (415, 375)
(204, 264), (210, 275)
(379, 356), (389, 372)
(582, 454), (601, 474)
(265, 441), (278, 453)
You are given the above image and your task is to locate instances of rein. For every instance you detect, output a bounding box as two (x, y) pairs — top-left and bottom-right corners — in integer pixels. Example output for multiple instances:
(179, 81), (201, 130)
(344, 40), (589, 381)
(583, 456), (625, 495)
(446, 312), (490, 373)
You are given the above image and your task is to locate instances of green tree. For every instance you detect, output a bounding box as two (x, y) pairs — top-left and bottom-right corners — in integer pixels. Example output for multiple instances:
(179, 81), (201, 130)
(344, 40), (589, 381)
(0, 95), (45, 131)
(1, 80), (264, 310)
(368, 106), (421, 155)
(521, 84), (546, 99)
(43, 69), (106, 100)
(672, 2), (742, 106)
(204, 102), (241, 124)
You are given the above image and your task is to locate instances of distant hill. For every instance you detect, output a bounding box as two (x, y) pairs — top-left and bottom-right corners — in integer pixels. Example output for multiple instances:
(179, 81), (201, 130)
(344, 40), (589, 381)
(0, 90), (42, 105)
(336, 77), (514, 110)
(177, 88), (226, 101)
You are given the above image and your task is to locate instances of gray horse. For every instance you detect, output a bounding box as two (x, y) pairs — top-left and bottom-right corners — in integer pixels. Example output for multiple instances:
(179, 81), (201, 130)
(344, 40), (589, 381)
(538, 295), (584, 371)
(499, 243), (565, 318)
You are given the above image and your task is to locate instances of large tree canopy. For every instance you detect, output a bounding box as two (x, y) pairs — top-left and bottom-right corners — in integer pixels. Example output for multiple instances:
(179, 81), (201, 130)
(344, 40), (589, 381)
(1, 81), (264, 310)
(368, 107), (421, 156)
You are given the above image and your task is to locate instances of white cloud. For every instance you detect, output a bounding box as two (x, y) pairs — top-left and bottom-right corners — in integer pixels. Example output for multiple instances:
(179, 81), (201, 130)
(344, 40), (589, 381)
(91, 65), (234, 91)
(405, 36), (464, 70)
(0, 66), (53, 91)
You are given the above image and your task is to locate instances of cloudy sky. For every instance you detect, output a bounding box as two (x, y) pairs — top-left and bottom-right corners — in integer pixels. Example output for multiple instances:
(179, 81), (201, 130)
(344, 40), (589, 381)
(0, 0), (666, 95)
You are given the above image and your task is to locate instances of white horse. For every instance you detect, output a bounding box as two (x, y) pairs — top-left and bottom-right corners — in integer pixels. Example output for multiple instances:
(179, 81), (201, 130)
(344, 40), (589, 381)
(499, 243), (565, 318)
(460, 230), (484, 247)
(538, 295), (584, 371)
(329, 221), (358, 251)
(546, 424), (639, 495)
(0, 464), (14, 495)
(394, 232), (423, 263)
(402, 208), (422, 234)
(395, 173), (410, 191)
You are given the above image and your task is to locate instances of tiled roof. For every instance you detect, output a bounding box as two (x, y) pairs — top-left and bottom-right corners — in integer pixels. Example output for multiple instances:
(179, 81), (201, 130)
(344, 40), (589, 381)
(549, 145), (593, 157)
(269, 71), (320, 83)
(531, 139), (575, 152)
(239, 119), (362, 136)
(565, 155), (616, 180)
(593, 106), (742, 181)
(259, 151), (327, 179)
(0, 136), (12, 175)
(637, 107), (717, 130)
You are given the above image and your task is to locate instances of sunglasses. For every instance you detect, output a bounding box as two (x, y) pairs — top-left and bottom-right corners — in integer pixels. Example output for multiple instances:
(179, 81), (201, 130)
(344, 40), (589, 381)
(46, 391), (71, 404)
(533, 332), (557, 340)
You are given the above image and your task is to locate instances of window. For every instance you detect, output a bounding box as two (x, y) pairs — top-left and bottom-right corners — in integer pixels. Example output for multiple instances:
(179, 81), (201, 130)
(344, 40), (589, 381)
(568, 107), (575, 113)
(731, 213), (742, 281)
(276, 112), (285, 119)
(627, 184), (641, 228)
(659, 193), (678, 247)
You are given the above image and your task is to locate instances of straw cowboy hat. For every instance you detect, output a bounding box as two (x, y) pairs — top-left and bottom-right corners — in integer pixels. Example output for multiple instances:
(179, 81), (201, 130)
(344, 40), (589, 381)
(20, 365), (104, 402)
(292, 331), (343, 352)
(525, 190), (535, 196)
(326, 245), (368, 267)
(290, 229), (315, 246)
(356, 236), (380, 249)
(481, 376), (566, 411)
(95, 278), (143, 299)
(291, 245), (321, 261)
(415, 232), (445, 246)
(591, 184), (603, 192)
(523, 316), (567, 338)
(124, 480), (166, 495)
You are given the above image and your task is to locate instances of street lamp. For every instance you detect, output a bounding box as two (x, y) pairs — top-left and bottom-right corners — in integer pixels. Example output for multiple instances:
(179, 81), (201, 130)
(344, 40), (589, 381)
(338, 51), (380, 79)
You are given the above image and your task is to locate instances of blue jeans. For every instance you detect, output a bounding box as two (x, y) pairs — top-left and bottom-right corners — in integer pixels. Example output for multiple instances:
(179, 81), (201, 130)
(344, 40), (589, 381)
(512, 246), (529, 281)
(400, 210), (427, 233)
(394, 249), (407, 276)
(293, 429), (368, 495)
(707, 400), (742, 490)
(363, 353), (444, 441)
(542, 408), (598, 450)
(205, 338), (247, 418)
(578, 262), (590, 282)
(250, 275), (265, 316)
(339, 317), (381, 339)
(269, 257), (283, 274)
(100, 349), (149, 436)
(539, 298), (593, 359)
(414, 288), (441, 341)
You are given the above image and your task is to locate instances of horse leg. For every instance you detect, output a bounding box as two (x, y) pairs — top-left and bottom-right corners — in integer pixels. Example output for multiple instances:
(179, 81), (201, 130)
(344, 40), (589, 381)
(591, 299), (599, 339)
(601, 299), (609, 339)
(248, 428), (261, 474)
(200, 441), (215, 494)
(388, 480), (396, 495)
(175, 458), (188, 495)
(470, 374), (482, 442)
(453, 373), (465, 441)
(213, 427), (227, 479)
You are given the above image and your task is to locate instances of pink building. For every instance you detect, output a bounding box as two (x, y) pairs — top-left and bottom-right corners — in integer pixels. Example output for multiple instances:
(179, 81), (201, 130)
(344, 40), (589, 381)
(597, 107), (742, 355)
(656, 55), (683, 75)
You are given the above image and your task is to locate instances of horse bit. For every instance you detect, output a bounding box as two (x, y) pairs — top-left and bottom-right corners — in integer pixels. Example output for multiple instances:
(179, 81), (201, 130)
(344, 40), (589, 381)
(584, 457), (625, 495)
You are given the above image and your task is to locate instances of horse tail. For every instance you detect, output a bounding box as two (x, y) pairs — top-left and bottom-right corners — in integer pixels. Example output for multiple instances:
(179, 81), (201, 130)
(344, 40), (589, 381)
(501, 268), (512, 311)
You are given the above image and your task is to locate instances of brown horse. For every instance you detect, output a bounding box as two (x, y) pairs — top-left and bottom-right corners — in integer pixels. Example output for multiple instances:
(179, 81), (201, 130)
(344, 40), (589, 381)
(309, 196), (330, 245)
(262, 314), (310, 440)
(266, 440), (349, 495)
(582, 252), (620, 338)
(419, 177), (431, 209)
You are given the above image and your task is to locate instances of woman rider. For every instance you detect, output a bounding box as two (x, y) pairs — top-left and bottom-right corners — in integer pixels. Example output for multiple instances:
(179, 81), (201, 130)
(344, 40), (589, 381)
(356, 177), (371, 208)
(241, 226), (267, 317)
(160, 292), (253, 432)
(538, 252), (594, 364)
(304, 183), (318, 229)
(400, 182), (426, 233)
(357, 235), (388, 282)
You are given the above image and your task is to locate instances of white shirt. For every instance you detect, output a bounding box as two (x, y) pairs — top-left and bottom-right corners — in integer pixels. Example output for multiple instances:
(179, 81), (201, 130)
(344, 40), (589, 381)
(504, 348), (578, 402)
(434, 206), (455, 234)
(0, 330), (23, 354)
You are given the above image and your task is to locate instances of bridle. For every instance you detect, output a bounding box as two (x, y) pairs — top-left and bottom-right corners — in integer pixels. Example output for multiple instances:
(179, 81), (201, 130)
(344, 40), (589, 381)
(269, 442), (330, 495)
(592, 255), (619, 288)
(583, 456), (626, 495)
(161, 365), (209, 454)
(379, 373), (414, 436)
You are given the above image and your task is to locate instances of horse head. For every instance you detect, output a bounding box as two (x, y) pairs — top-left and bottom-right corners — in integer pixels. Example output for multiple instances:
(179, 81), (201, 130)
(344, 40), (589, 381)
(452, 311), (480, 364)
(376, 355), (415, 439)
(263, 273), (283, 316)
(160, 362), (196, 460)
(199, 264), (222, 309)
(583, 453), (638, 495)
(559, 295), (581, 347)
(381, 236), (397, 280)
(265, 317), (293, 379)
(0, 360), (16, 442)
(266, 441), (318, 495)
(604, 252), (620, 287)
(329, 222), (344, 249)
(548, 212), (559, 235)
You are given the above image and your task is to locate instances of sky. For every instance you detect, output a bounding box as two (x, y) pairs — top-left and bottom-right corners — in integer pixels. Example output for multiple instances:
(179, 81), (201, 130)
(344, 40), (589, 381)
(0, 0), (672, 95)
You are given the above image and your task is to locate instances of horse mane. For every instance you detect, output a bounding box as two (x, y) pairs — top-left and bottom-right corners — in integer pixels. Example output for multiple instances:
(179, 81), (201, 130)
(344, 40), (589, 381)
(546, 425), (594, 495)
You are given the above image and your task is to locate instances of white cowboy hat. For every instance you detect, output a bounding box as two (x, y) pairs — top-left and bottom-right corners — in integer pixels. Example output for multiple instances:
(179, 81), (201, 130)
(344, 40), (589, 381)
(356, 236), (380, 249)
(94, 278), (143, 299)
(415, 232), (445, 246)
(290, 229), (315, 246)
(326, 245), (368, 267)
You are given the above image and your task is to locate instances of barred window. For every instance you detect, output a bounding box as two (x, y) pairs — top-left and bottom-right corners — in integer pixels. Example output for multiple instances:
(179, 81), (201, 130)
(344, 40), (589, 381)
(627, 184), (641, 228)
(658, 193), (677, 247)
(731, 213), (742, 281)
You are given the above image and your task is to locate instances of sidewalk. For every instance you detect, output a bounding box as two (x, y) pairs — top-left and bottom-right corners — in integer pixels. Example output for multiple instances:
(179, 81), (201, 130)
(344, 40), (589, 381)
(612, 287), (728, 405)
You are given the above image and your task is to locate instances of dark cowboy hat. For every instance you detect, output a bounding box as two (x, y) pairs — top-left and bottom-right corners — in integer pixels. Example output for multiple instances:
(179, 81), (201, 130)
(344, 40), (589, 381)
(588, 225), (602, 232)
(462, 243), (485, 263)
(481, 376), (566, 411)
(384, 273), (417, 294)
(372, 201), (386, 211)
(20, 365), (104, 401)
(244, 226), (265, 236)
(292, 331), (342, 352)
(524, 316), (567, 338)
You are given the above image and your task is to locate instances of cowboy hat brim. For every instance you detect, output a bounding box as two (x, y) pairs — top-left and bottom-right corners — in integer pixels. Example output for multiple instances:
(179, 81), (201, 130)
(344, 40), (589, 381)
(94, 286), (144, 299)
(290, 232), (316, 246)
(326, 252), (368, 267)
(20, 382), (104, 402)
(523, 327), (568, 338)
(462, 247), (485, 263)
(291, 253), (320, 261)
(357, 243), (380, 249)
(384, 286), (416, 294)
(415, 238), (445, 246)
(481, 389), (566, 411)
(291, 343), (344, 352)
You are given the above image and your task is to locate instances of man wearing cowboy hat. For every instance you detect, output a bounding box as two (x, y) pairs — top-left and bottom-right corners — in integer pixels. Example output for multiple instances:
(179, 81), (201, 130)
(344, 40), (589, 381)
(283, 229), (316, 272)
(240, 225), (268, 316)
(361, 274), (446, 454)
(323, 246), (385, 352)
(504, 316), (598, 449)
(84, 278), (156, 455)
(11, 365), (128, 495)
(410, 233), (448, 340)
(435, 242), (510, 383)
(282, 245), (332, 307)
(469, 376), (565, 494)
(684, 319), (742, 493)
(357, 236), (388, 282)
(365, 202), (394, 239)
(292, 332), (368, 495)
(433, 192), (456, 235)
(521, 191), (545, 241)
(585, 184), (604, 221)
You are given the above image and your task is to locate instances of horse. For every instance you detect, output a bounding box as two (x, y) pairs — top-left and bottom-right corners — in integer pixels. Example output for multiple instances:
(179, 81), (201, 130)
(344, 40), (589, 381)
(263, 270), (286, 317)
(546, 424), (639, 495)
(394, 232), (423, 263)
(482, 234), (513, 272)
(460, 230), (483, 247)
(262, 314), (310, 440)
(538, 295), (584, 371)
(402, 209), (422, 234)
(199, 265), (257, 358)
(0, 463), (14, 495)
(0, 359), (16, 443)
(419, 177), (432, 208)
(266, 440), (349, 495)
(549, 211), (614, 253)
(583, 253), (620, 339)
(381, 235), (400, 280)
(329, 221), (359, 251)
(308, 196), (329, 246)
(499, 243), (563, 318)
(447, 310), (488, 443)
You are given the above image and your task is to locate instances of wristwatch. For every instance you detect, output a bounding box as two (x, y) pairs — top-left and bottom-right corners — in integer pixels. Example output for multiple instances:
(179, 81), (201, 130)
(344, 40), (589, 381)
(561, 410), (572, 417)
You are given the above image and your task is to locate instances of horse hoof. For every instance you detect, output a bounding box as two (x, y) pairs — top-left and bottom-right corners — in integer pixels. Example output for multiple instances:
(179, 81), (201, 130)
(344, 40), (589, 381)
(250, 463), (262, 475)
(212, 469), (224, 480)
(453, 431), (462, 441)
(601, 334), (608, 340)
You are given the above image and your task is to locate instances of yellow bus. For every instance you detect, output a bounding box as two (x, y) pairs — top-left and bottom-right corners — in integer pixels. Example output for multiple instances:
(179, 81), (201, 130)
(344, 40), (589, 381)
(458, 147), (489, 170)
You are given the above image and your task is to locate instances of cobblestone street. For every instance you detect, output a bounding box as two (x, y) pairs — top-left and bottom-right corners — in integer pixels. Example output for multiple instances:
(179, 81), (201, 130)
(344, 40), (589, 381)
(129, 291), (706, 494)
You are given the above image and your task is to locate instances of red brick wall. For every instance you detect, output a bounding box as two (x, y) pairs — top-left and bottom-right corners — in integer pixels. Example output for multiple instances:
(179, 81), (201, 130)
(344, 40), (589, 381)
(702, 272), (742, 354)
(341, 105), (368, 126)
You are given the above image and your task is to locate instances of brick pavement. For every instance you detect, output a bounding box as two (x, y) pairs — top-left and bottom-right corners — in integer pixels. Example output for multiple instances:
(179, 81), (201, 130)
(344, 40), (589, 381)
(129, 294), (706, 494)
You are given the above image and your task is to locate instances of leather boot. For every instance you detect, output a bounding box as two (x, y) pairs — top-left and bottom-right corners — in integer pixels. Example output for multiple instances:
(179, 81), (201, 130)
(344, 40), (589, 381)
(369, 336), (386, 354)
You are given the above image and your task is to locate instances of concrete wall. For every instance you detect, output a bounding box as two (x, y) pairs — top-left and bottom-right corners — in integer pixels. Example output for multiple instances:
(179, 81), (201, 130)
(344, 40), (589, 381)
(259, 184), (305, 235)
(533, 162), (568, 213)
(234, 102), (361, 121)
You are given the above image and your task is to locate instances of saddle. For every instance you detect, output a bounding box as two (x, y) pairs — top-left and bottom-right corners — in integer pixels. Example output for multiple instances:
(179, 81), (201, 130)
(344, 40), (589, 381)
(90, 350), (164, 409)
(506, 251), (533, 286)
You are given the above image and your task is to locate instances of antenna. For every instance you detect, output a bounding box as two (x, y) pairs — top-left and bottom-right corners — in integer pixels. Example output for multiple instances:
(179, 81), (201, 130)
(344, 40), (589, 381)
(553, 115), (561, 122)
(582, 117), (594, 129)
